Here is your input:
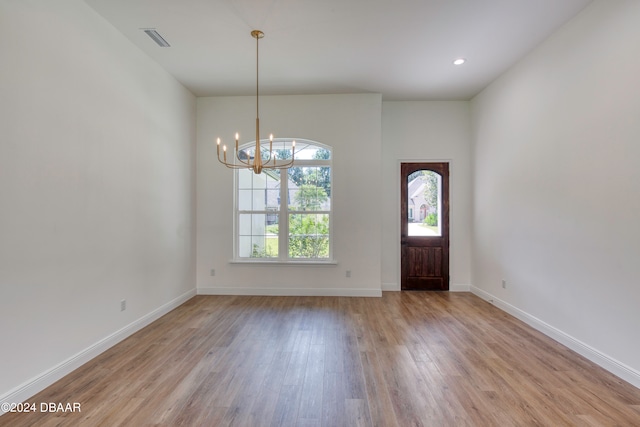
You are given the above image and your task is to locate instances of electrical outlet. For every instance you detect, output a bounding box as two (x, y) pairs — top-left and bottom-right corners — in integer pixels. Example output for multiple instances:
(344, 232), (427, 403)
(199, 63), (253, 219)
(210, 269), (216, 276)
(346, 270), (351, 278)
(120, 299), (126, 311)
(502, 279), (507, 289)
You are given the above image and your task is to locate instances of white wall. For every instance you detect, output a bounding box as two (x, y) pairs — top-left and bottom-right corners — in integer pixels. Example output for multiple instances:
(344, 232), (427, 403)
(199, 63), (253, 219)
(471, 0), (640, 386)
(0, 0), (196, 402)
(381, 102), (473, 291)
(197, 94), (382, 296)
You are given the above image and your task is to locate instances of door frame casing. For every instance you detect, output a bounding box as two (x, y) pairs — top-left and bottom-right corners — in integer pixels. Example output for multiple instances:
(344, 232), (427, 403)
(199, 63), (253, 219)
(397, 159), (451, 291)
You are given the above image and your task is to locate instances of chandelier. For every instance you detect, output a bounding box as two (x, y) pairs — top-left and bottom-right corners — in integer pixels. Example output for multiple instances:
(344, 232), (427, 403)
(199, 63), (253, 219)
(216, 30), (295, 175)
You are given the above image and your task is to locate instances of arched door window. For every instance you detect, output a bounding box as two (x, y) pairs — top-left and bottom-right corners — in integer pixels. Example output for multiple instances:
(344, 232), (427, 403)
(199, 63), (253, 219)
(407, 170), (442, 236)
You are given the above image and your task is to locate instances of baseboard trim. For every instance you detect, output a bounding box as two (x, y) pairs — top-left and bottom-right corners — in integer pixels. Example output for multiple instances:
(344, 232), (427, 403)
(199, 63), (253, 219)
(1, 288), (196, 411)
(449, 283), (471, 292)
(197, 287), (382, 297)
(382, 283), (399, 291)
(470, 286), (640, 389)
(381, 283), (469, 292)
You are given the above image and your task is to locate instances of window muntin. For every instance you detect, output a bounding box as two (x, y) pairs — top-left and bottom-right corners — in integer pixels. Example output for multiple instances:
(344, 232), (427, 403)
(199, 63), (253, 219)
(235, 139), (332, 261)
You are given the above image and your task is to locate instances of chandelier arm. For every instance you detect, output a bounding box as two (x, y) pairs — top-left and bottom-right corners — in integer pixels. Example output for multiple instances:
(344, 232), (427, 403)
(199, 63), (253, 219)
(217, 150), (231, 167)
(262, 157), (278, 167)
(263, 157), (284, 168)
(276, 158), (295, 168)
(263, 156), (294, 169)
(233, 134), (252, 166)
(263, 151), (275, 166)
(262, 134), (275, 165)
(264, 150), (274, 165)
(216, 145), (250, 168)
(264, 139), (296, 166)
(234, 150), (252, 166)
(217, 157), (238, 168)
(220, 161), (255, 170)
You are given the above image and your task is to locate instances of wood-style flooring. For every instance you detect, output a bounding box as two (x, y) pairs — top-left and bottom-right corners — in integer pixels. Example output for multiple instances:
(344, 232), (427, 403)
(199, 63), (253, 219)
(2, 292), (640, 426)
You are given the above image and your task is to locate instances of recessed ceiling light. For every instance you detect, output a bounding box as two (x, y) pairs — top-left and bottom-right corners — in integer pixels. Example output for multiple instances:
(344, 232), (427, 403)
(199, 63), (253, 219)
(453, 58), (466, 65)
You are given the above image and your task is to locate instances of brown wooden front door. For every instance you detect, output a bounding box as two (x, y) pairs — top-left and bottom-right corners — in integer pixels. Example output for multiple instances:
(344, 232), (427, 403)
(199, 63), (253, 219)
(401, 162), (449, 290)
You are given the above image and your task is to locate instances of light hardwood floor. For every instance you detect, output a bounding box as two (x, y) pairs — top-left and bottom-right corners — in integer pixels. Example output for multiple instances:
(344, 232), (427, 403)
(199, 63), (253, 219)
(2, 292), (640, 426)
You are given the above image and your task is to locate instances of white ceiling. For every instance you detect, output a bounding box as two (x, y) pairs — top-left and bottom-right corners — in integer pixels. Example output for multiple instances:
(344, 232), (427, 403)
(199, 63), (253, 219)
(84, 0), (592, 100)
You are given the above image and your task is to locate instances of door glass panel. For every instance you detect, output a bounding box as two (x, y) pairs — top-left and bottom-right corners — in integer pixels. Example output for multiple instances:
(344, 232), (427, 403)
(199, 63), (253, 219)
(407, 170), (442, 236)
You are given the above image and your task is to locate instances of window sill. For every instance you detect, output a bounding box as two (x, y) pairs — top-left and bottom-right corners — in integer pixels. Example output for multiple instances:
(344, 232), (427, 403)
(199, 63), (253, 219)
(229, 259), (338, 266)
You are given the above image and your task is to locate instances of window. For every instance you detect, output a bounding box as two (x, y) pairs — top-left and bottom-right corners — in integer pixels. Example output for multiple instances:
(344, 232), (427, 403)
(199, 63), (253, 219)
(406, 169), (442, 237)
(235, 139), (332, 262)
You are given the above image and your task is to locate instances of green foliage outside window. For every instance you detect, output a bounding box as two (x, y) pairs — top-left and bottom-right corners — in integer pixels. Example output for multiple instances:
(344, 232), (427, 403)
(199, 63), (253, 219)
(293, 184), (328, 211)
(289, 181), (329, 258)
(289, 214), (329, 258)
(424, 213), (438, 226)
(422, 171), (438, 213)
(252, 242), (277, 258)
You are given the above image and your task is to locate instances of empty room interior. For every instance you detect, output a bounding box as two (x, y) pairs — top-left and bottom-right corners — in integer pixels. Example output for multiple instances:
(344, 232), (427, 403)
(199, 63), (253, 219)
(1, 0), (640, 425)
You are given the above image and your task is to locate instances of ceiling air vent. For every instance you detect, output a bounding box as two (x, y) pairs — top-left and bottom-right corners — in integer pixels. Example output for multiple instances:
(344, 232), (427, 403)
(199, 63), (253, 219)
(142, 29), (170, 47)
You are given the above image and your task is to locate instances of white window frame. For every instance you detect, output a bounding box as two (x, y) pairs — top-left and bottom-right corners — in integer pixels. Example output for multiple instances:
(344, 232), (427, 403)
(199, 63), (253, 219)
(233, 139), (334, 264)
